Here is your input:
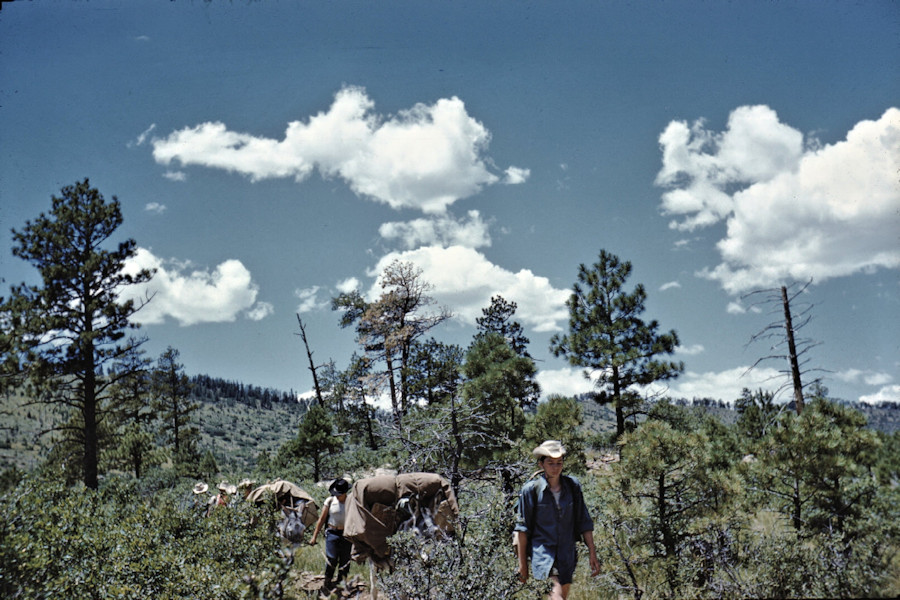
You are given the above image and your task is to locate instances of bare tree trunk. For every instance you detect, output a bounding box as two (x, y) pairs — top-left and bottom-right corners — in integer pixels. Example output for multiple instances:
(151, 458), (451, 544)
(297, 315), (324, 406)
(386, 353), (399, 424)
(782, 286), (805, 414)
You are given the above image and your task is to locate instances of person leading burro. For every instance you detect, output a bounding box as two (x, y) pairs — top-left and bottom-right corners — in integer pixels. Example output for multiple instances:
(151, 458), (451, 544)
(310, 478), (352, 595)
(515, 440), (600, 600)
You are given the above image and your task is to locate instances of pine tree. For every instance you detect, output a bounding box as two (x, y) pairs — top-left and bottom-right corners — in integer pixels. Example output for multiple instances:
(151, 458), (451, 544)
(475, 295), (532, 359)
(550, 249), (683, 438)
(404, 338), (464, 407)
(523, 395), (587, 474)
(460, 332), (534, 461)
(2, 179), (154, 488)
(333, 260), (450, 422)
(475, 295), (539, 411)
(286, 403), (342, 482)
(152, 347), (198, 465)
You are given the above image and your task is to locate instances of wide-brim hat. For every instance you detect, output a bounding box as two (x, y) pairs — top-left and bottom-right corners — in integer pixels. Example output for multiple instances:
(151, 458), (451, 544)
(217, 481), (237, 494)
(193, 482), (209, 494)
(533, 440), (566, 459)
(329, 478), (351, 496)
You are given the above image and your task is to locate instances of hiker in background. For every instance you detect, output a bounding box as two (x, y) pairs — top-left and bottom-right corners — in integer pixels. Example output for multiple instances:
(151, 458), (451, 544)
(191, 482), (210, 517)
(310, 478), (352, 594)
(515, 441), (600, 600)
(236, 478), (256, 503)
(208, 481), (236, 516)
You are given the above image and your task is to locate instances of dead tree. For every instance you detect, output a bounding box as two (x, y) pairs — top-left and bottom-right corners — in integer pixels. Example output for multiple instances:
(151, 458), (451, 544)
(741, 280), (826, 414)
(296, 315), (325, 406)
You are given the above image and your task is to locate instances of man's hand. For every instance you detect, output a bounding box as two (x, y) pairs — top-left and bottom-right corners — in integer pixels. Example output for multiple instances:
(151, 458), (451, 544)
(589, 550), (601, 577)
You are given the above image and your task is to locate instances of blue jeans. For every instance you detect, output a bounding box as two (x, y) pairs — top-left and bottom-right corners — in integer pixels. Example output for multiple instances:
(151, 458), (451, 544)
(324, 529), (351, 586)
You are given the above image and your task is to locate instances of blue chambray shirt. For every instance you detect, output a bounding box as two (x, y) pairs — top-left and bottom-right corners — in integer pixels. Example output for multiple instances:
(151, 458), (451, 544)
(514, 474), (593, 582)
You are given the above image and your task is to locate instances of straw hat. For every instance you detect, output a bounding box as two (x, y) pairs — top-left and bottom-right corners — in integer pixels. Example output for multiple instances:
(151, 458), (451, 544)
(532, 440), (566, 459)
(193, 482), (209, 494)
(217, 481), (237, 495)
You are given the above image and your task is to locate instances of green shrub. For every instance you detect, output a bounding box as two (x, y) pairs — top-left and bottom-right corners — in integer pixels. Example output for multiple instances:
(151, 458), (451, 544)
(0, 472), (282, 599)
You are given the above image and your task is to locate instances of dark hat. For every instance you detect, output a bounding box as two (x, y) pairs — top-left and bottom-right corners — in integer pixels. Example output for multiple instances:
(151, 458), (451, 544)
(329, 478), (350, 496)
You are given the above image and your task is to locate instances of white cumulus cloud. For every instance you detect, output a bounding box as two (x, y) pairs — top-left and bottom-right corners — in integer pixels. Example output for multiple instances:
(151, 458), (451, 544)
(295, 286), (328, 314)
(246, 301), (274, 321)
(367, 245), (570, 332)
(120, 248), (267, 326)
(336, 277), (360, 294)
(656, 106), (900, 294)
(378, 210), (492, 250)
(152, 86), (524, 214)
(503, 166), (530, 185)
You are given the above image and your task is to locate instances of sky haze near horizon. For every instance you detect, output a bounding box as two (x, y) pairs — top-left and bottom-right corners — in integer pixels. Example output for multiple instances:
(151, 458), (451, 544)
(2, 1), (898, 406)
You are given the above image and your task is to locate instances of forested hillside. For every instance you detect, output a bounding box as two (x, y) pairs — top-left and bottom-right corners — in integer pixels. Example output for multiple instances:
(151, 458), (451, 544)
(0, 375), (304, 476)
(5, 378), (898, 479)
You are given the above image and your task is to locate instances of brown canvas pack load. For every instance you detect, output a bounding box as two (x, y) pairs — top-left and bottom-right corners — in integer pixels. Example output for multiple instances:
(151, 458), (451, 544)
(343, 472), (458, 565)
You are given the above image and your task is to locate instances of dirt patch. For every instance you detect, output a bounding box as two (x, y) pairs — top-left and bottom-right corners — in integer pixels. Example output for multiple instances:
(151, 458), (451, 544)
(292, 571), (373, 599)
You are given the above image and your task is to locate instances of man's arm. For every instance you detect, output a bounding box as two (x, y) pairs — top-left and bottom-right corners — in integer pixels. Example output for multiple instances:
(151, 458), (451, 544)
(517, 531), (530, 582)
(309, 497), (330, 545)
(582, 530), (601, 576)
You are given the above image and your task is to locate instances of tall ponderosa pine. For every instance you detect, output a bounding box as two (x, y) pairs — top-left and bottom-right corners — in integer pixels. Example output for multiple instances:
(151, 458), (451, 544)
(3, 179), (153, 488)
(550, 250), (683, 438)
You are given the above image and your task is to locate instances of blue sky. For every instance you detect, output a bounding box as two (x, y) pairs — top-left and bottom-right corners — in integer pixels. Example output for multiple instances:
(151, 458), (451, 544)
(2, 1), (898, 406)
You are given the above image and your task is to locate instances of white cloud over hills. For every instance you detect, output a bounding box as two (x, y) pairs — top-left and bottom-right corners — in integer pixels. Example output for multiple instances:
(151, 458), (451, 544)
(537, 363), (897, 405)
(860, 385), (900, 404)
(151, 86), (528, 214)
(656, 106), (900, 294)
(121, 248), (270, 326)
(538, 364), (788, 405)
